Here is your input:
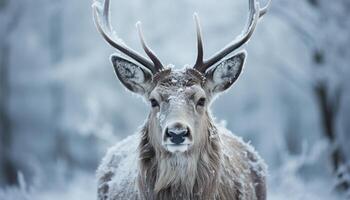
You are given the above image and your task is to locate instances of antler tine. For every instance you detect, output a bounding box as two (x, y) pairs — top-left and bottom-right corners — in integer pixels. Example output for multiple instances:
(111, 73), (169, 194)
(136, 22), (164, 72)
(259, 0), (271, 17)
(193, 13), (204, 69)
(92, 0), (160, 74)
(194, 0), (270, 73)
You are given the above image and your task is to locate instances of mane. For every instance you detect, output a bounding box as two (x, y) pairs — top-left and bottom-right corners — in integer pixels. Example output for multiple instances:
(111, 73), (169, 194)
(137, 113), (221, 199)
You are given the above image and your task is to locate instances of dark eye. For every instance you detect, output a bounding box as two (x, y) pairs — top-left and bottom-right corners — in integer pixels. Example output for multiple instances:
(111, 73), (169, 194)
(150, 99), (159, 108)
(196, 98), (206, 107)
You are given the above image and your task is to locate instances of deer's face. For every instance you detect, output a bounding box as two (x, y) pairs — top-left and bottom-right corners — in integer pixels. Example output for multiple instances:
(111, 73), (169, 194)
(147, 70), (208, 153)
(111, 52), (246, 154)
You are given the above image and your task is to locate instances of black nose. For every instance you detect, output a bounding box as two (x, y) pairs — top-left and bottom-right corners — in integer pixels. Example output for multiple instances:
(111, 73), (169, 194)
(165, 126), (190, 145)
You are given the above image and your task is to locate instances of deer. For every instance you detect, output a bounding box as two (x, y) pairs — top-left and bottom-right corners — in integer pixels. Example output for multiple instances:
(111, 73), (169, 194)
(93, 0), (270, 199)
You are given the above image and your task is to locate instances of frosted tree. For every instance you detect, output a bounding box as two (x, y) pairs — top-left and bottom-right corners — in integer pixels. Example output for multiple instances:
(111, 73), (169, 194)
(274, 0), (350, 192)
(0, 0), (22, 186)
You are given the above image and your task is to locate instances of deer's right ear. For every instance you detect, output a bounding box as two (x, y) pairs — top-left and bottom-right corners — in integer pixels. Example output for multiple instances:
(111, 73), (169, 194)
(111, 55), (153, 95)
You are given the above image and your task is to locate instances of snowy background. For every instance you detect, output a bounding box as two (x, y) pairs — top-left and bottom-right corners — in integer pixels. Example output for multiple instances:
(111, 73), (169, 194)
(0, 0), (349, 199)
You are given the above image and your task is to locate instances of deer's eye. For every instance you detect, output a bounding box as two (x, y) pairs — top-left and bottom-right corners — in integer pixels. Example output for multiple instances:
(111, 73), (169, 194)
(196, 98), (206, 107)
(150, 99), (159, 108)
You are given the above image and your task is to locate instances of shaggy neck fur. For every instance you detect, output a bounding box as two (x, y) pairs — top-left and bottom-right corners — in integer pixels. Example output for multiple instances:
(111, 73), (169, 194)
(138, 114), (222, 200)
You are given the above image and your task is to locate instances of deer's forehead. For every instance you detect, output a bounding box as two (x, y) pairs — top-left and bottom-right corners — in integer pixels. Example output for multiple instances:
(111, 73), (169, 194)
(150, 70), (205, 100)
(154, 69), (204, 86)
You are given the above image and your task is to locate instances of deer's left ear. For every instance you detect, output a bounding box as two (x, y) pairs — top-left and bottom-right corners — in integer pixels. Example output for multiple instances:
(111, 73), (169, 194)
(204, 51), (246, 94)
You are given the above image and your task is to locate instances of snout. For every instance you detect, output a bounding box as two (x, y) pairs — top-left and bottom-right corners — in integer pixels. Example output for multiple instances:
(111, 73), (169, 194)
(163, 122), (193, 153)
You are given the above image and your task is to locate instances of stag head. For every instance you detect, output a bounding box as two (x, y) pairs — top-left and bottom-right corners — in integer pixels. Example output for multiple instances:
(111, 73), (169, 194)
(93, 0), (269, 153)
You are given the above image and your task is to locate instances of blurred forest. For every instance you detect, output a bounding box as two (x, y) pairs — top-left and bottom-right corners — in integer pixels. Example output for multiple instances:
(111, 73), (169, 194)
(0, 0), (349, 199)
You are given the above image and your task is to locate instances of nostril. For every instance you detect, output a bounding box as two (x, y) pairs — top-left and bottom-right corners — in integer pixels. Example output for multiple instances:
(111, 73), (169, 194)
(183, 127), (190, 137)
(165, 128), (171, 138)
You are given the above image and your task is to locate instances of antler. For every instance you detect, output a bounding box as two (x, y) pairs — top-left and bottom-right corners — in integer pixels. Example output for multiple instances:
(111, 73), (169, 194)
(193, 0), (271, 73)
(92, 0), (163, 74)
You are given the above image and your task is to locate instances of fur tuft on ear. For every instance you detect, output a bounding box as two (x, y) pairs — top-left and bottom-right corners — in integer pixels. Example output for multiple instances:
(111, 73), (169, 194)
(110, 54), (153, 95)
(205, 51), (246, 93)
